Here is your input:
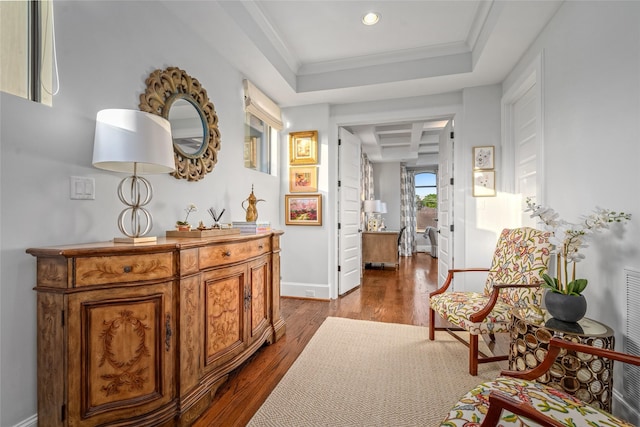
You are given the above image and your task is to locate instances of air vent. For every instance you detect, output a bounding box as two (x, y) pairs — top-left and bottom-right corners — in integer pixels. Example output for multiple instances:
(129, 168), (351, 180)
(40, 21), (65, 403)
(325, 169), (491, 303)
(624, 268), (640, 414)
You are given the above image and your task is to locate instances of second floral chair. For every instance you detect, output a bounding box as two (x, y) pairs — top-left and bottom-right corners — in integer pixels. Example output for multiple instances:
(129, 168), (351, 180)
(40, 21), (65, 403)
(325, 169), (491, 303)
(429, 227), (552, 375)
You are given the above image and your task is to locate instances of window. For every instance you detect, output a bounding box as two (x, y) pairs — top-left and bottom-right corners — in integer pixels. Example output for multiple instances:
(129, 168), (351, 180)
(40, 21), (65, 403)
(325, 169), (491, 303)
(243, 80), (282, 175)
(245, 113), (278, 174)
(415, 172), (437, 232)
(0, 0), (54, 105)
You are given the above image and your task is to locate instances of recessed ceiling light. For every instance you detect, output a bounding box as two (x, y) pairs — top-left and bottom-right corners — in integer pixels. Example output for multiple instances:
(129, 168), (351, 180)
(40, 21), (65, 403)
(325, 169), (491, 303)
(362, 11), (380, 26)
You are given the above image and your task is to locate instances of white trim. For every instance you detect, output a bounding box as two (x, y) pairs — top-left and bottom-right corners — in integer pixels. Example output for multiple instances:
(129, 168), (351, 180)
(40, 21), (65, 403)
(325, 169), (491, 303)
(281, 281), (331, 300)
(10, 414), (37, 427)
(613, 389), (640, 426)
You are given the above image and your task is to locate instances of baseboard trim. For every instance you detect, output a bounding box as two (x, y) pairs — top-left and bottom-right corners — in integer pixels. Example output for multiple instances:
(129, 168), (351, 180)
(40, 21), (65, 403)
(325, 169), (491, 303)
(613, 389), (639, 425)
(12, 414), (37, 427)
(281, 281), (330, 299)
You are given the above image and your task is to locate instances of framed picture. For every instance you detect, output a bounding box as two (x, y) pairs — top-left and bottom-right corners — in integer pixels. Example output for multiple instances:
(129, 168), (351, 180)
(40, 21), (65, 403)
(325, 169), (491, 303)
(285, 194), (322, 226)
(289, 166), (318, 193)
(244, 136), (257, 169)
(473, 146), (494, 170)
(289, 130), (318, 165)
(473, 170), (496, 197)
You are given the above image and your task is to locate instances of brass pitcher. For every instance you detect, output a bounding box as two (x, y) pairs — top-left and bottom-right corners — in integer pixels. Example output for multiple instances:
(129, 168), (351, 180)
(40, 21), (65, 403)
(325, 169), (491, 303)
(241, 185), (265, 222)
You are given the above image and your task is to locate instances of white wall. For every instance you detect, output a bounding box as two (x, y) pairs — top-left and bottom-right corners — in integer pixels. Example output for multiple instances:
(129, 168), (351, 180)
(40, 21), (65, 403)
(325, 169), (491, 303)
(0, 2), (283, 425)
(459, 84), (508, 292)
(503, 2), (640, 421)
(373, 162), (401, 231)
(279, 104), (333, 299)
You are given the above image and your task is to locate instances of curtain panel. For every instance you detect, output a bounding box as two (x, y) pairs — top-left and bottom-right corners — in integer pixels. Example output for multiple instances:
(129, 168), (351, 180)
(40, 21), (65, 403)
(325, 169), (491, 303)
(400, 165), (416, 256)
(361, 152), (374, 230)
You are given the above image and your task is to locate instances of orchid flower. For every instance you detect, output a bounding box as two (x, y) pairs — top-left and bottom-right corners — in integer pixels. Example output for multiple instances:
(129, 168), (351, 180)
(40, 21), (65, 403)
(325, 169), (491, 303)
(525, 198), (630, 295)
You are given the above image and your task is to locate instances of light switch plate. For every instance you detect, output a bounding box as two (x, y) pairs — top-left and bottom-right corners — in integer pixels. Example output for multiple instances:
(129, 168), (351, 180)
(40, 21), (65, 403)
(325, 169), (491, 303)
(70, 176), (95, 200)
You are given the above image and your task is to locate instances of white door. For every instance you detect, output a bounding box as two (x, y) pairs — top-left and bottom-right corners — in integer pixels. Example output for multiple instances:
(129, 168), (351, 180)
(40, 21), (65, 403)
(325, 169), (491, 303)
(338, 128), (362, 295)
(437, 121), (454, 287)
(513, 83), (540, 226)
(502, 55), (543, 222)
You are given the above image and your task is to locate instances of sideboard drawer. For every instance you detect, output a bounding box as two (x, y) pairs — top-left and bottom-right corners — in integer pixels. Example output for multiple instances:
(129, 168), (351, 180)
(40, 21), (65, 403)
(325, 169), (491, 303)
(199, 236), (270, 269)
(75, 253), (174, 286)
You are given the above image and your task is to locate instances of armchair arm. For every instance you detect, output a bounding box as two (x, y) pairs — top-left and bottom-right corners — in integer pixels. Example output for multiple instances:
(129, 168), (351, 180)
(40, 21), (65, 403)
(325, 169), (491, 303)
(469, 283), (541, 323)
(500, 337), (640, 380)
(480, 391), (565, 427)
(429, 268), (489, 297)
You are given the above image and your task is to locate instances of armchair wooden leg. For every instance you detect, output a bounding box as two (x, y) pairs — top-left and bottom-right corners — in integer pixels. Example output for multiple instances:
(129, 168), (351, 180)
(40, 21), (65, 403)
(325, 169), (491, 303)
(429, 307), (435, 340)
(469, 335), (479, 376)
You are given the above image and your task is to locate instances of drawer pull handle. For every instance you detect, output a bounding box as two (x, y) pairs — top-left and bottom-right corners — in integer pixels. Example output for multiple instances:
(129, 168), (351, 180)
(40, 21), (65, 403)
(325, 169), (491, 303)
(123, 266), (132, 273)
(165, 314), (172, 352)
(258, 244), (264, 249)
(223, 251), (231, 257)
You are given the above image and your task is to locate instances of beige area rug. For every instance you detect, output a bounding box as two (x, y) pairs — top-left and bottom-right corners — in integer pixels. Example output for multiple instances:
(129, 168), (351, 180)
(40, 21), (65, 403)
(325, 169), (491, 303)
(248, 317), (502, 427)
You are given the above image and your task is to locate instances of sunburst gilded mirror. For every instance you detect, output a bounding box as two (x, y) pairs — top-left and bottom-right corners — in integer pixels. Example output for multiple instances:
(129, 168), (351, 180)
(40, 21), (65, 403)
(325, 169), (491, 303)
(139, 67), (221, 181)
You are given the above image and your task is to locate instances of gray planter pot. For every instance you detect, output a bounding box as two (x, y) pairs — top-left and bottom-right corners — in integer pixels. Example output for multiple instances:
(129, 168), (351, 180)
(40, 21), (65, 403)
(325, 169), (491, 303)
(544, 291), (587, 323)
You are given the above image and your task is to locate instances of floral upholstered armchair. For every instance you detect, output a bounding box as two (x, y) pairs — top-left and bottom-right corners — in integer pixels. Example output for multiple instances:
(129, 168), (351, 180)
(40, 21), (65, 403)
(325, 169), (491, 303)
(440, 337), (640, 426)
(429, 227), (552, 375)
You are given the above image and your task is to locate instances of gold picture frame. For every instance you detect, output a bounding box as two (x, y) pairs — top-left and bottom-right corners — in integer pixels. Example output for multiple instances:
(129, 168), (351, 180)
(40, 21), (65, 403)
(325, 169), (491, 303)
(473, 170), (496, 197)
(289, 130), (318, 165)
(285, 194), (322, 226)
(473, 145), (495, 170)
(289, 166), (318, 193)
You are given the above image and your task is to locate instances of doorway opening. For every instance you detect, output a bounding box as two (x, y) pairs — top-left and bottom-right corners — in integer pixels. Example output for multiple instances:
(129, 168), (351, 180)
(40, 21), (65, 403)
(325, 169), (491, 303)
(415, 172), (438, 256)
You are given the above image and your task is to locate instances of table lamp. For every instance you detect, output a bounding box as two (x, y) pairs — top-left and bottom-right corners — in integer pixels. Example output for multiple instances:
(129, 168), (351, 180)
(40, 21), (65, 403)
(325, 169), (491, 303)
(93, 109), (175, 243)
(363, 199), (382, 231)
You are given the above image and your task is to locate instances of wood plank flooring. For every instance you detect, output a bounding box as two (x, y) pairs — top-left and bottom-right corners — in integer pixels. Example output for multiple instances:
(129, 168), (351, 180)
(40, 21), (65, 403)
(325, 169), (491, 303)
(192, 253), (503, 427)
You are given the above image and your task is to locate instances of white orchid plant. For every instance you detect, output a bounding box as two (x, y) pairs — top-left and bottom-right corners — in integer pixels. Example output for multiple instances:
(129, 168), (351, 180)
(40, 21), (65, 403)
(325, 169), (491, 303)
(176, 203), (198, 226)
(525, 198), (631, 296)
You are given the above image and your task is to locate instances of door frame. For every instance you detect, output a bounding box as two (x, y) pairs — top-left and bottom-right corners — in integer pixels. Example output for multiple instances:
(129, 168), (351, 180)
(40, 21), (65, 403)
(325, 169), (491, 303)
(330, 105), (465, 299)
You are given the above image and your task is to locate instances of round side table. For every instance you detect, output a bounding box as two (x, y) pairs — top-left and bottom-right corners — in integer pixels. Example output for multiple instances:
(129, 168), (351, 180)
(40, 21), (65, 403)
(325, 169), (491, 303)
(509, 308), (615, 412)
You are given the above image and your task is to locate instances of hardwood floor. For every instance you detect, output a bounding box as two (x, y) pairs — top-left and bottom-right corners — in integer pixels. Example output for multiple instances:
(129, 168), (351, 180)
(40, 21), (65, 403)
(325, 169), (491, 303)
(192, 253), (504, 426)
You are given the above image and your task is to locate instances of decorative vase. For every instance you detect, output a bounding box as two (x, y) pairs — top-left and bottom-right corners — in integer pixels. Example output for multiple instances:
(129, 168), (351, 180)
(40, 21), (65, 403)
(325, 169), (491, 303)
(544, 291), (587, 323)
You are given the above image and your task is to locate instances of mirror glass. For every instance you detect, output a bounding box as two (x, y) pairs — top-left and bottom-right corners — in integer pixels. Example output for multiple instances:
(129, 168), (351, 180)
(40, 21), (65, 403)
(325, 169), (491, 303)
(167, 96), (207, 159)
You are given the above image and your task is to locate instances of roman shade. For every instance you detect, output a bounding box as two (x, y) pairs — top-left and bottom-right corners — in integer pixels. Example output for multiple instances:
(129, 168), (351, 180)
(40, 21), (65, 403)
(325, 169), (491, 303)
(243, 79), (283, 130)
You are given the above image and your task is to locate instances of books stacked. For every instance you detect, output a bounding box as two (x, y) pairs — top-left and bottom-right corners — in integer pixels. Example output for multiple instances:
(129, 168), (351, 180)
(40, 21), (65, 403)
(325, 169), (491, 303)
(232, 221), (271, 234)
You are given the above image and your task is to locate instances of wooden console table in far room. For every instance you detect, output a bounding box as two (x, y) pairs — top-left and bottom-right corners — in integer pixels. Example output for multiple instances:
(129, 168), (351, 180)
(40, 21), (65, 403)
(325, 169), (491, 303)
(509, 307), (615, 412)
(362, 231), (400, 269)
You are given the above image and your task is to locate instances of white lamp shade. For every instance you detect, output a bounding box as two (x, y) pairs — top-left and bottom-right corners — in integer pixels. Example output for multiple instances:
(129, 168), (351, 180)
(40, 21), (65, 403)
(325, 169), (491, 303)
(363, 199), (382, 213)
(93, 109), (175, 174)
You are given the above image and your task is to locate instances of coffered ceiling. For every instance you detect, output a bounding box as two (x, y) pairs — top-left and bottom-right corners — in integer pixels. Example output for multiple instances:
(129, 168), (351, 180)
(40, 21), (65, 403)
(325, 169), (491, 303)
(162, 0), (563, 166)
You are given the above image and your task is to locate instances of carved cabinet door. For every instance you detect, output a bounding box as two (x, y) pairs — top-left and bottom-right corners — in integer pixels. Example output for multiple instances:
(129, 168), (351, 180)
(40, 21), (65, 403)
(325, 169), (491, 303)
(247, 255), (271, 346)
(65, 282), (175, 426)
(202, 263), (247, 370)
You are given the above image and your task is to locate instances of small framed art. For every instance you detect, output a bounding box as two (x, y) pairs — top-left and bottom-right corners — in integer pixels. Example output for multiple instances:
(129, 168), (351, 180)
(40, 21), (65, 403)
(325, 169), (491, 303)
(289, 130), (318, 165)
(473, 170), (496, 197)
(289, 166), (318, 193)
(473, 146), (494, 170)
(285, 194), (322, 226)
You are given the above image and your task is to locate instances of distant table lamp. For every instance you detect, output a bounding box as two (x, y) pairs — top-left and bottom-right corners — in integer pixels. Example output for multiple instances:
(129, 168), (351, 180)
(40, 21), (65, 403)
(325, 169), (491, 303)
(93, 109), (175, 243)
(363, 199), (382, 231)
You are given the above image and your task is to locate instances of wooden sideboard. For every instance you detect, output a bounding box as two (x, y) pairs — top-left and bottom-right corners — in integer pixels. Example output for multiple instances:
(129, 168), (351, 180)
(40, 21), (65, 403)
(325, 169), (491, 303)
(27, 231), (285, 427)
(362, 231), (399, 269)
